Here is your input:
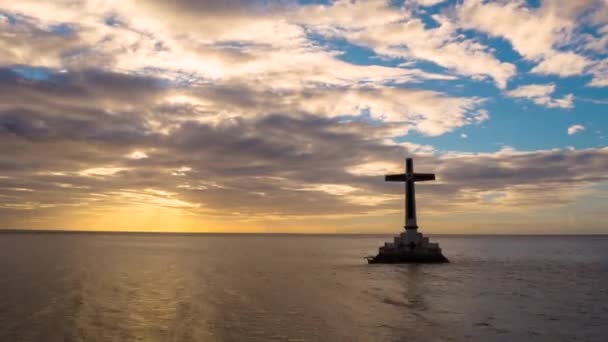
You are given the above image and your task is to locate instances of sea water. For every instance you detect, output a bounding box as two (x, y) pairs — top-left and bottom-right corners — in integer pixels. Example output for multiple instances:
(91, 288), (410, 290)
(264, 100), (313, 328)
(0, 233), (607, 341)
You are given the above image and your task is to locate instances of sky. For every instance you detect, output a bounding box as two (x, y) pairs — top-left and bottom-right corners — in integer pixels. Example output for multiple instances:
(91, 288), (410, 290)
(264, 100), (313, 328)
(0, 0), (607, 234)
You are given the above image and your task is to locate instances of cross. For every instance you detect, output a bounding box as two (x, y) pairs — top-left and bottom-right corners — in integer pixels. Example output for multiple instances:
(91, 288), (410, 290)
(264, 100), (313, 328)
(385, 158), (435, 230)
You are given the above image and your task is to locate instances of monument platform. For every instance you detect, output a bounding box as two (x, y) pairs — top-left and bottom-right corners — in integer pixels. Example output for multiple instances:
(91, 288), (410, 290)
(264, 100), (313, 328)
(367, 230), (448, 264)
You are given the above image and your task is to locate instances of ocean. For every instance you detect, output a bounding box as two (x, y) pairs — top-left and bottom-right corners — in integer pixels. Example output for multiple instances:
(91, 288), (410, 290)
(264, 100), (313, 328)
(0, 233), (606, 341)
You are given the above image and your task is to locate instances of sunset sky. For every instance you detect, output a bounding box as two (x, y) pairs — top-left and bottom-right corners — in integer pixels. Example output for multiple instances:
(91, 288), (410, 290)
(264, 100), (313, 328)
(0, 0), (607, 234)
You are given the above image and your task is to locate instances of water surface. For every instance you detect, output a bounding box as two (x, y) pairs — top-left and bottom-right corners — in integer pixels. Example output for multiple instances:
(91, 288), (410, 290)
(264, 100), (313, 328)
(0, 233), (607, 341)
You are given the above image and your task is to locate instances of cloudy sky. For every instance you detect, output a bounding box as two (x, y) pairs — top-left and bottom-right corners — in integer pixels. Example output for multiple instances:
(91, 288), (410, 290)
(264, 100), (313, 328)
(0, 0), (607, 233)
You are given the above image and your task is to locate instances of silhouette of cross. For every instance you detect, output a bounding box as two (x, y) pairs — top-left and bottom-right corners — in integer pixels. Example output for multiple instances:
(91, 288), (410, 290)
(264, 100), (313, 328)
(385, 158), (435, 230)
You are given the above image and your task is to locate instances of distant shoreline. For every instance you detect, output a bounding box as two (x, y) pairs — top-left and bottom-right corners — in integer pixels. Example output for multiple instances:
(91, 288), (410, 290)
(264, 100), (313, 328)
(0, 229), (606, 237)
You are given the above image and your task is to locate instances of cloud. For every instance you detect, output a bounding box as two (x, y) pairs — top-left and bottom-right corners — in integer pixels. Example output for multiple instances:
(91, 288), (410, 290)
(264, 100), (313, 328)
(0, 0), (487, 140)
(292, 87), (485, 136)
(0, 1), (607, 233)
(2, 102), (607, 230)
(568, 124), (585, 135)
(455, 0), (606, 86)
(414, 0), (447, 6)
(587, 60), (608, 87)
(79, 167), (130, 177)
(2, 99), (608, 232)
(456, 0), (586, 59)
(505, 83), (574, 109)
(506, 84), (555, 98)
(126, 151), (148, 160)
(472, 110), (489, 124)
(293, 0), (406, 31)
(2, 0), (606, 88)
(531, 52), (591, 77)
(295, 0), (516, 88)
(1, 0), (450, 91)
(1, 69), (607, 223)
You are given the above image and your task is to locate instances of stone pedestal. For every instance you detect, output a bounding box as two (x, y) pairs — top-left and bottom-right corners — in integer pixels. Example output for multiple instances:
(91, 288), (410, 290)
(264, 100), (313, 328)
(367, 229), (448, 264)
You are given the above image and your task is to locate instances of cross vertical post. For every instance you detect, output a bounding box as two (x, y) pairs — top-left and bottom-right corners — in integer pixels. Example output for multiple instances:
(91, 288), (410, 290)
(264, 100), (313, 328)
(385, 157), (435, 231)
(405, 158), (417, 229)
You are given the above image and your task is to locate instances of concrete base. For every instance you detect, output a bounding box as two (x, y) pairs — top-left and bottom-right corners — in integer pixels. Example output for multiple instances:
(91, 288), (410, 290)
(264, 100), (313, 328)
(367, 229), (449, 264)
(367, 252), (448, 264)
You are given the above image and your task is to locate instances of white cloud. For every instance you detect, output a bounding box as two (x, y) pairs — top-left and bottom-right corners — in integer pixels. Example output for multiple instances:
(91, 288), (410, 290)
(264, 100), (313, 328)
(507, 84), (555, 98)
(172, 166), (192, 176)
(79, 167), (130, 176)
(296, 1), (516, 88)
(455, 0), (608, 86)
(460, 133), (468, 139)
(126, 151), (148, 159)
(347, 161), (402, 177)
(0, 0), (502, 140)
(506, 83), (574, 109)
(397, 142), (436, 155)
(531, 52), (591, 77)
(472, 110), (489, 124)
(456, 0), (585, 60)
(295, 87), (484, 136)
(293, 0), (406, 31)
(413, 0), (446, 6)
(587, 60), (608, 87)
(162, 84), (484, 137)
(0, 1), (429, 90)
(535, 94), (574, 109)
(4, 0), (606, 89)
(583, 24), (608, 53)
(568, 124), (585, 135)
(295, 184), (358, 196)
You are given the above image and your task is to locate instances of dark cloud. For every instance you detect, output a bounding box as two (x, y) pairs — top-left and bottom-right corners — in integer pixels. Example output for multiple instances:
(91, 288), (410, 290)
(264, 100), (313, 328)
(0, 68), (607, 230)
(0, 14), (84, 66)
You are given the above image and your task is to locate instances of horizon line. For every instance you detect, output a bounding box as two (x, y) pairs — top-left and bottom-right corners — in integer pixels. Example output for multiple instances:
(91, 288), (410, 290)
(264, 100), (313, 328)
(1, 228), (607, 237)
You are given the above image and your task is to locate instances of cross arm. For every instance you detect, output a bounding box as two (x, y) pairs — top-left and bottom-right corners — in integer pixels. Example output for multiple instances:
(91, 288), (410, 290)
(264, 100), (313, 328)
(385, 174), (406, 182)
(413, 173), (435, 181)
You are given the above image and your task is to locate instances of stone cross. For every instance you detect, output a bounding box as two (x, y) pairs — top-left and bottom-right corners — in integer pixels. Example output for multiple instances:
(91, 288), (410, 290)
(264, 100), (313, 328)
(385, 158), (435, 230)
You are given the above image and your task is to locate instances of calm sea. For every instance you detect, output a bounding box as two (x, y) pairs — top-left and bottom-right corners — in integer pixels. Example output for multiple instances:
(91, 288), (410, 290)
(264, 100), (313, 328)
(0, 233), (606, 341)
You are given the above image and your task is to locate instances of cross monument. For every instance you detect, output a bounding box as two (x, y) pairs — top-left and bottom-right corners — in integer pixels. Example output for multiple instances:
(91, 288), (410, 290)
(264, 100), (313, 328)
(385, 158), (435, 240)
(367, 157), (447, 263)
